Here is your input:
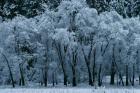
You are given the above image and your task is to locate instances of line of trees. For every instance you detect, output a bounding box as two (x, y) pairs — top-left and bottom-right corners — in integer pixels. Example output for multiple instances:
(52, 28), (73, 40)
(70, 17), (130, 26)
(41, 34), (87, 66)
(0, 0), (140, 20)
(0, 0), (140, 88)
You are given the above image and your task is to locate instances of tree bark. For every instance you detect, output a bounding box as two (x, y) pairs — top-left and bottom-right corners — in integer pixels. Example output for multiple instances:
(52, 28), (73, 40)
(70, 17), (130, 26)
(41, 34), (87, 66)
(42, 67), (48, 87)
(72, 67), (76, 86)
(44, 68), (48, 87)
(54, 42), (68, 86)
(71, 49), (78, 87)
(87, 64), (93, 86)
(132, 64), (135, 86)
(52, 73), (55, 87)
(110, 61), (115, 85)
(110, 45), (116, 85)
(82, 48), (93, 86)
(2, 53), (15, 88)
(92, 48), (96, 85)
(19, 64), (25, 86)
(64, 73), (67, 86)
(139, 75), (140, 85)
(98, 64), (102, 86)
(126, 65), (129, 86)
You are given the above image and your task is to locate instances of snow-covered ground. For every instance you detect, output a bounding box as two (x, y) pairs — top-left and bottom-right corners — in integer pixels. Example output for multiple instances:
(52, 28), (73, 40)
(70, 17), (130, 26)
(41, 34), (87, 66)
(0, 88), (140, 93)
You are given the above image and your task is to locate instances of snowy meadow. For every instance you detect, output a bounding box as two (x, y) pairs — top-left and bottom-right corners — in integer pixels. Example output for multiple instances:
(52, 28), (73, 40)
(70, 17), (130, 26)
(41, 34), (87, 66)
(1, 1), (140, 93)
(0, 88), (140, 93)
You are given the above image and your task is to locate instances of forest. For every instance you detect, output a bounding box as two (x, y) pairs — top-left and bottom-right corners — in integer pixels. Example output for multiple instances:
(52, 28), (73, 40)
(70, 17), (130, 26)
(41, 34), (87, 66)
(0, 0), (140, 88)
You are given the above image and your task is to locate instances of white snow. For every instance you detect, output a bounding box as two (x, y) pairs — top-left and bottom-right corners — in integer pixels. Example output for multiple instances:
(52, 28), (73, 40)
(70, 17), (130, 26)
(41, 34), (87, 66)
(0, 88), (140, 93)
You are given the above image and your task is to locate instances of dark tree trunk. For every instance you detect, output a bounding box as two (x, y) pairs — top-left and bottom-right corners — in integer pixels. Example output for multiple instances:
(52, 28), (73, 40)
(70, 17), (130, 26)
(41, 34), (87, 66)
(132, 64), (135, 86)
(114, 60), (124, 86)
(110, 61), (115, 85)
(98, 64), (102, 86)
(118, 72), (124, 86)
(55, 74), (58, 85)
(2, 53), (15, 88)
(110, 45), (116, 85)
(54, 42), (68, 86)
(44, 68), (48, 87)
(92, 49), (96, 85)
(52, 72), (58, 86)
(71, 50), (78, 87)
(116, 47), (124, 86)
(92, 64), (95, 85)
(82, 41), (94, 86)
(72, 67), (76, 86)
(52, 73), (55, 87)
(126, 65), (129, 86)
(19, 65), (25, 86)
(42, 67), (48, 87)
(64, 73), (67, 86)
(87, 64), (93, 86)
(61, 61), (67, 86)
(82, 52), (93, 86)
(139, 75), (140, 85)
